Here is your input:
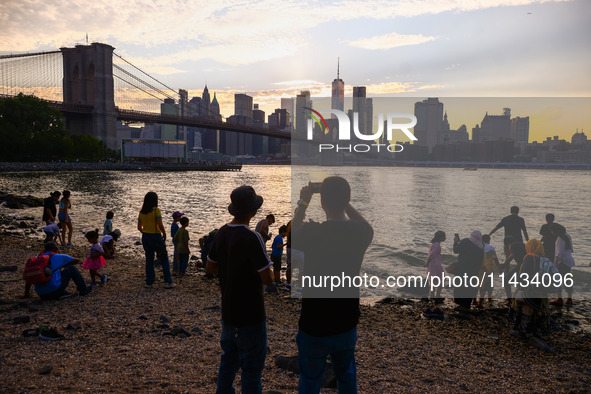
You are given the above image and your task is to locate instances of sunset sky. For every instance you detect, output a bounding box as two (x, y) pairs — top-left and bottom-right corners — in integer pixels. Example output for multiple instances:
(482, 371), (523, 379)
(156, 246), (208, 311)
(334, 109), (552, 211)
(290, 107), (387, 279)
(1, 0), (590, 140)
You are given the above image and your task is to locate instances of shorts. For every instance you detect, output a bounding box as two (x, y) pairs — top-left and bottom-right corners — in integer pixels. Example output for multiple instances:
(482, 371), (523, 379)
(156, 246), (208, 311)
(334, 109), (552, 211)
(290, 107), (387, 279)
(58, 212), (71, 223)
(271, 255), (282, 271)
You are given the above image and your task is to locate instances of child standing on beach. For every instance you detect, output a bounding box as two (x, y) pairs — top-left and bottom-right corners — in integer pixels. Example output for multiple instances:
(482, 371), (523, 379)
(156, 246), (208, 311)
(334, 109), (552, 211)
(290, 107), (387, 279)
(425, 231), (446, 301)
(174, 217), (190, 275)
(271, 225), (288, 286)
(58, 190), (73, 246)
(103, 211), (114, 235)
(171, 211), (183, 274)
(477, 234), (500, 306)
(81, 229), (107, 285)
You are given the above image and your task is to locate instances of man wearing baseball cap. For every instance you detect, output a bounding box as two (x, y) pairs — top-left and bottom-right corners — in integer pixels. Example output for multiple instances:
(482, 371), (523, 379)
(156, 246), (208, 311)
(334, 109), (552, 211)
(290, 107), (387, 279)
(207, 185), (273, 393)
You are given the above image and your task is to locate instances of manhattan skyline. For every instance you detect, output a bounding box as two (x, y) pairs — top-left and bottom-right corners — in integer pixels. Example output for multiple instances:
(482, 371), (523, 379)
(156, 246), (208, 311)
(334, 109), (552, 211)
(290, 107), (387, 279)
(1, 0), (590, 141)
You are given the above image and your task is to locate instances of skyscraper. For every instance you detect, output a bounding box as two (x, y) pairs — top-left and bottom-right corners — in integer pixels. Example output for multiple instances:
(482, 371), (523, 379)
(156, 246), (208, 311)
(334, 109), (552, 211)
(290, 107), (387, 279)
(280, 98), (295, 130)
(160, 98), (178, 140)
(511, 116), (529, 144)
(253, 103), (265, 123)
(202, 92), (221, 152)
(295, 91), (312, 157)
(235, 94), (253, 119)
(210, 93), (220, 119)
(331, 58), (344, 115)
(202, 85), (211, 115)
(479, 109), (511, 141)
(414, 98), (444, 153)
(295, 90), (311, 136)
(352, 86), (372, 137)
(178, 89), (188, 141)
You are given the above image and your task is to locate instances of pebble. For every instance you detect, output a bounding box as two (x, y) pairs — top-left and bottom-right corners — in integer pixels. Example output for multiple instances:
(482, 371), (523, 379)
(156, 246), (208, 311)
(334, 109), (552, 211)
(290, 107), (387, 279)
(38, 366), (53, 375)
(159, 315), (171, 323)
(66, 322), (82, 330)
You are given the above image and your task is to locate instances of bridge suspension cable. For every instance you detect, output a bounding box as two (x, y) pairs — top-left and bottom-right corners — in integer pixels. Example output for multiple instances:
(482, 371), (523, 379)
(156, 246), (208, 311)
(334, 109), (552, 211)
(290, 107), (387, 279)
(0, 47), (222, 122)
(112, 51), (224, 120)
(0, 51), (62, 100)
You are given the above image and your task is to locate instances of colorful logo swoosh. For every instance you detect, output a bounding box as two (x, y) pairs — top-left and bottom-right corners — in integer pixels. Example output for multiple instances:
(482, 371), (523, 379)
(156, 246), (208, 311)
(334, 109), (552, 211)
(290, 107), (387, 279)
(304, 107), (328, 134)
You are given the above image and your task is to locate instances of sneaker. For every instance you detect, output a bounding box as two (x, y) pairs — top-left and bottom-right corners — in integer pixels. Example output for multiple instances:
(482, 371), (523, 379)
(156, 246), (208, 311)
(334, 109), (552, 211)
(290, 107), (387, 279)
(144, 284), (154, 288)
(39, 327), (64, 341)
(79, 286), (93, 296)
(58, 292), (77, 300)
(163, 282), (176, 289)
(550, 298), (563, 306)
(422, 308), (444, 319)
(284, 284), (292, 291)
(66, 243), (74, 247)
(100, 274), (108, 284)
(22, 328), (39, 337)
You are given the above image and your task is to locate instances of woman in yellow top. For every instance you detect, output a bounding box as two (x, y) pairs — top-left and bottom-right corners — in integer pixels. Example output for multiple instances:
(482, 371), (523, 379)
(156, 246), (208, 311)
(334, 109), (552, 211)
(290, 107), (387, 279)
(137, 192), (174, 288)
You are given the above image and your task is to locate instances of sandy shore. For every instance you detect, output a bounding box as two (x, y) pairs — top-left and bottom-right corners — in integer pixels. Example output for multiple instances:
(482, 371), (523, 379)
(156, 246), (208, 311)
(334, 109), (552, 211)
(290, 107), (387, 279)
(1, 214), (591, 393)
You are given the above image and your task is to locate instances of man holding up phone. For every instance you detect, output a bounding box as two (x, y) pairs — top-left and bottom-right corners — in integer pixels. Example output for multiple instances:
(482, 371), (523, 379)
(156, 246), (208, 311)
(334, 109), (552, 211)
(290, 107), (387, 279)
(291, 177), (373, 393)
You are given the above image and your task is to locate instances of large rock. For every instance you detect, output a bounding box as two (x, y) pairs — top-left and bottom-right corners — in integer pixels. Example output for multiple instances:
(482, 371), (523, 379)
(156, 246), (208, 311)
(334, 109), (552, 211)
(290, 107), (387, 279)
(0, 192), (43, 209)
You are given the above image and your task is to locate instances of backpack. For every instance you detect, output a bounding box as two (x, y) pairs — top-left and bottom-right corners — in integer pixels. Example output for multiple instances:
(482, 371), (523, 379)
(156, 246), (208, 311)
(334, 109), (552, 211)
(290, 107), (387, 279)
(23, 253), (56, 284)
(200, 229), (217, 262)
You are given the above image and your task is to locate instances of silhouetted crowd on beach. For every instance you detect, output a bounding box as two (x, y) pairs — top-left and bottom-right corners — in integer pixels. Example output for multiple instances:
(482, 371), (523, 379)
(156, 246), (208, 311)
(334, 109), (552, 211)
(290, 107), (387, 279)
(20, 180), (580, 393)
(425, 206), (576, 338)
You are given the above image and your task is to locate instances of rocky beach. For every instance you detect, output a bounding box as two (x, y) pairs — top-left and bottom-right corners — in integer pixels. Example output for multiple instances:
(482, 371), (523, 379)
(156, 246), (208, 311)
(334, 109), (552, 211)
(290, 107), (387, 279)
(1, 208), (590, 393)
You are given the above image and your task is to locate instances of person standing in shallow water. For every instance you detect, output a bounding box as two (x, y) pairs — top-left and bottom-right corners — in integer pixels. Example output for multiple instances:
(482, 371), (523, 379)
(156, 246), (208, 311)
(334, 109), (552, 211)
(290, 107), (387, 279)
(490, 205), (529, 243)
(137, 192), (174, 289)
(425, 231), (446, 301)
(539, 213), (558, 262)
(550, 223), (575, 306)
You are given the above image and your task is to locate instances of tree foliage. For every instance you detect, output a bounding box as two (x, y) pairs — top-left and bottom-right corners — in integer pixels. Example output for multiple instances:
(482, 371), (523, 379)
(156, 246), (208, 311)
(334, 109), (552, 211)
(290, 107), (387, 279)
(0, 94), (117, 161)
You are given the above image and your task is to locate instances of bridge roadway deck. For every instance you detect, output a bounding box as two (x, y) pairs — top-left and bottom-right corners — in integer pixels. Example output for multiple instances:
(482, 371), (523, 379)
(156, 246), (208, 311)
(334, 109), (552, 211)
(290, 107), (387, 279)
(117, 109), (293, 140)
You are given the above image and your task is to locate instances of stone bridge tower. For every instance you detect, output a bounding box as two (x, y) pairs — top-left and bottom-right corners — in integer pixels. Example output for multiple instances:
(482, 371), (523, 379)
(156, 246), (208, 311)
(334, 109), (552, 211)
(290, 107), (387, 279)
(61, 43), (117, 150)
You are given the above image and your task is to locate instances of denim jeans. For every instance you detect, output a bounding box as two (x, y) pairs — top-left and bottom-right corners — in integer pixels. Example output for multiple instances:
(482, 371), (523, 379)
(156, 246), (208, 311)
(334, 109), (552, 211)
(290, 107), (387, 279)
(297, 327), (358, 394)
(178, 253), (189, 275)
(40, 265), (87, 300)
(216, 320), (267, 394)
(142, 233), (172, 285)
(172, 243), (179, 272)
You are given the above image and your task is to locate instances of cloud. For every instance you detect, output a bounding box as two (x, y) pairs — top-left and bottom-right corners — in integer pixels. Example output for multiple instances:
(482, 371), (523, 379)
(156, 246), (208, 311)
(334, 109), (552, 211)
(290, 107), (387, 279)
(348, 32), (438, 50)
(0, 0), (572, 67)
(124, 38), (307, 73)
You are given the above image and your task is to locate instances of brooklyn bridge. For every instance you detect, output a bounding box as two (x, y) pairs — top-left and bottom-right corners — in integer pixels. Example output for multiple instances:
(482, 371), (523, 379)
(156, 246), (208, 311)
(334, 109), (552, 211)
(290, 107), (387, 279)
(0, 42), (291, 150)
